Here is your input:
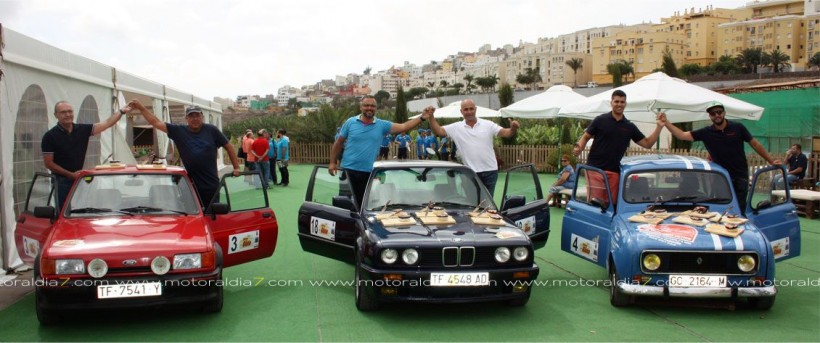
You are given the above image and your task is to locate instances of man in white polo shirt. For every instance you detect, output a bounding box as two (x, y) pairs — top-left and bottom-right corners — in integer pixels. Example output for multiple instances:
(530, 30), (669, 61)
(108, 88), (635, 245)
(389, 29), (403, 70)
(428, 99), (519, 196)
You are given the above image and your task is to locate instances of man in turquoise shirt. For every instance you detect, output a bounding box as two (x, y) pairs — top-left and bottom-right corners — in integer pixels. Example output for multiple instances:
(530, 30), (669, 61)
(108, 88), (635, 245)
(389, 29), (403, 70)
(276, 129), (290, 186)
(329, 97), (432, 206)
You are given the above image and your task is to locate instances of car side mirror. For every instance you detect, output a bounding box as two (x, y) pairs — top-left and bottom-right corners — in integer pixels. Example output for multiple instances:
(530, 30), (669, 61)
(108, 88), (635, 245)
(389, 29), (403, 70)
(501, 195), (525, 211)
(590, 198), (607, 213)
(33, 206), (56, 219)
(332, 196), (357, 212)
(209, 203), (230, 215)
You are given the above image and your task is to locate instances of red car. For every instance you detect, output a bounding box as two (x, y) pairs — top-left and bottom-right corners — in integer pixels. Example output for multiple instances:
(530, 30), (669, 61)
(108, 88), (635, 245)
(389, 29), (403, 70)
(14, 164), (278, 324)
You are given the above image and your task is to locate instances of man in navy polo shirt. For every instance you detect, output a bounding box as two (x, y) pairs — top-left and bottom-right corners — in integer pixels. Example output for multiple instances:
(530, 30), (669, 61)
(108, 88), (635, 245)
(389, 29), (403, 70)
(42, 100), (131, 210)
(663, 101), (778, 213)
(329, 97), (431, 206)
(129, 99), (242, 207)
(572, 90), (664, 207)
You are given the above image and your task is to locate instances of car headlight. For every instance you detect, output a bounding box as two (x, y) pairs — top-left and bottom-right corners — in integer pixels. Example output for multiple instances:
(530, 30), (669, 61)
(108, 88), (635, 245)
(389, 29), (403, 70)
(174, 253), (202, 270)
(737, 255), (756, 272)
(151, 256), (171, 275)
(87, 258), (108, 278)
(643, 253), (661, 271)
(401, 249), (419, 265)
(513, 247), (529, 261)
(495, 247), (511, 263)
(55, 259), (85, 275)
(381, 249), (398, 264)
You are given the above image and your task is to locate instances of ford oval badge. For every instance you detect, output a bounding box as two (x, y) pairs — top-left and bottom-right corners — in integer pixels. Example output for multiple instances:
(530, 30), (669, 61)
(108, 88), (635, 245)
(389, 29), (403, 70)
(122, 259), (137, 266)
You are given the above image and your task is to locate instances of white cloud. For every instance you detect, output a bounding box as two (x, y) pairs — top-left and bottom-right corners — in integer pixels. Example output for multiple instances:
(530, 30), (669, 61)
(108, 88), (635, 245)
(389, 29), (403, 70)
(0, 0), (749, 99)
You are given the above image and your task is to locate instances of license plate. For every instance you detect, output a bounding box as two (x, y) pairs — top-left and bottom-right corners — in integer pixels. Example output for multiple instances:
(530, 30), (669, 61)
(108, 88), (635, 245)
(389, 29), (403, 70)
(97, 282), (162, 299)
(668, 275), (726, 288)
(430, 272), (489, 286)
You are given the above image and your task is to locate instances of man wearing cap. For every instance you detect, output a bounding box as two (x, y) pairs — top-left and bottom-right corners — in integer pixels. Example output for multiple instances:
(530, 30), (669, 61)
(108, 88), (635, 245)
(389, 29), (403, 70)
(329, 96), (430, 206)
(415, 129), (426, 159)
(42, 100), (132, 210)
(662, 101), (778, 213)
(128, 99), (241, 207)
(394, 131), (411, 160)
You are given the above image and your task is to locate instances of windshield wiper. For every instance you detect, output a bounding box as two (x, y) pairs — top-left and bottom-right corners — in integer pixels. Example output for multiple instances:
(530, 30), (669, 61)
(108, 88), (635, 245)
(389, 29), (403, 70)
(434, 201), (473, 208)
(69, 207), (134, 216)
(691, 197), (732, 204)
(659, 196), (697, 206)
(121, 206), (188, 215)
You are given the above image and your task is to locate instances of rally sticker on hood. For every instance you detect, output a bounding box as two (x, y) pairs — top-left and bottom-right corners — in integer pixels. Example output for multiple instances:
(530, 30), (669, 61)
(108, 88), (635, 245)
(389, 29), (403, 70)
(637, 224), (697, 246)
(515, 216), (536, 235)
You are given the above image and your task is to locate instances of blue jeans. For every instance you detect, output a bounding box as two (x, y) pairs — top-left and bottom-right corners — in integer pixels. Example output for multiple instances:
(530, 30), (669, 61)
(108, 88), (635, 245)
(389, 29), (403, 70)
(772, 174), (798, 190)
(477, 170), (499, 197)
(256, 161), (271, 188)
(55, 175), (73, 211)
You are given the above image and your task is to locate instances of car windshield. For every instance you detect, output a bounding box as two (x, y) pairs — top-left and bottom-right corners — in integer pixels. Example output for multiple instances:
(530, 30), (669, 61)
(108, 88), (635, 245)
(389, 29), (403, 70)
(65, 173), (200, 216)
(363, 167), (494, 211)
(622, 170), (732, 204)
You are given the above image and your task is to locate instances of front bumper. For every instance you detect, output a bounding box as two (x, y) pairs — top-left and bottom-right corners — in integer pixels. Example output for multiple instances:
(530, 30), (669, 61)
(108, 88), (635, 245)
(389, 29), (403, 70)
(360, 263), (540, 303)
(618, 282), (777, 298)
(36, 268), (222, 311)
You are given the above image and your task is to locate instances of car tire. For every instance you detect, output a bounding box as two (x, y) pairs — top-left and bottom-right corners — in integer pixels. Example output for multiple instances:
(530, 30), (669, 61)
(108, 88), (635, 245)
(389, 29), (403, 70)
(748, 296), (776, 310)
(609, 266), (632, 307)
(34, 257), (59, 325)
(354, 252), (378, 311)
(203, 272), (224, 313)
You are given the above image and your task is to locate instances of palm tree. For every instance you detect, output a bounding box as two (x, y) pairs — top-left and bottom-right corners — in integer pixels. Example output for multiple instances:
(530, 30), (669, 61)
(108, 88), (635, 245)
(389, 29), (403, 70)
(463, 74), (475, 94)
(809, 52), (820, 71)
(426, 81), (436, 88)
(363, 66), (372, 75)
(439, 80), (449, 88)
(516, 67), (542, 90)
(737, 48), (763, 74)
(767, 49), (791, 73)
(565, 58), (583, 87)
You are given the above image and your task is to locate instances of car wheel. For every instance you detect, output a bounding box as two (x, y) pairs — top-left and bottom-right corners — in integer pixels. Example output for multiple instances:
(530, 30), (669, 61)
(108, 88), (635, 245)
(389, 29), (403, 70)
(748, 296), (776, 310)
(203, 273), (224, 313)
(609, 266), (632, 307)
(354, 252), (378, 311)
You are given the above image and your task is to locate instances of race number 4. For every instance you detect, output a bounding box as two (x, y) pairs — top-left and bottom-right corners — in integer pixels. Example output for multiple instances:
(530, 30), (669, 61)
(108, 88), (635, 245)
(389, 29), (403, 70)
(570, 234), (598, 262)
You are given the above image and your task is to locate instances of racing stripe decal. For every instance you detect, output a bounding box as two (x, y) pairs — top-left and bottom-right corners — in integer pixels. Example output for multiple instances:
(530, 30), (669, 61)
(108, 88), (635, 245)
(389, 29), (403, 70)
(675, 155), (693, 169)
(710, 233), (723, 250)
(733, 236), (744, 251)
(701, 159), (711, 171)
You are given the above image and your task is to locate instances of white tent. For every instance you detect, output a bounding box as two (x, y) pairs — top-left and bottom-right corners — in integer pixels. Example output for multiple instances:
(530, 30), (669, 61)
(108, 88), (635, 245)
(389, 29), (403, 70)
(558, 72), (764, 123)
(499, 85), (587, 119)
(411, 100), (500, 119)
(0, 27), (224, 270)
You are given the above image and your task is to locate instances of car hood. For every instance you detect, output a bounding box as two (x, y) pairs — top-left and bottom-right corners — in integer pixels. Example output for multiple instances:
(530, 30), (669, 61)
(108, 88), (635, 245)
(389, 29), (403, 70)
(45, 216), (210, 257)
(367, 212), (530, 245)
(617, 214), (765, 252)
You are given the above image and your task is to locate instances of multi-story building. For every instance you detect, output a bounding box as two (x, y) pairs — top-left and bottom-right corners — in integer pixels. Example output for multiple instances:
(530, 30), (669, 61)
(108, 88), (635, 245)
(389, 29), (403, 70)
(718, 0), (807, 69)
(658, 6), (742, 67)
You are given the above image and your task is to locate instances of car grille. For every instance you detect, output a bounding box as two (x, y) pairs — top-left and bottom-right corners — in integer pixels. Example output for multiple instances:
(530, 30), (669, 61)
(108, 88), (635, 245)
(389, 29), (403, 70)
(414, 246), (528, 268)
(641, 250), (759, 275)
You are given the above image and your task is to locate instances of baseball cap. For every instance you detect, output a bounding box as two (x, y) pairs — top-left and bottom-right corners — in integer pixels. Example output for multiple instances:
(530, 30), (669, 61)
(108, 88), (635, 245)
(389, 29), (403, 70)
(705, 101), (724, 112)
(258, 129), (266, 135)
(185, 106), (203, 116)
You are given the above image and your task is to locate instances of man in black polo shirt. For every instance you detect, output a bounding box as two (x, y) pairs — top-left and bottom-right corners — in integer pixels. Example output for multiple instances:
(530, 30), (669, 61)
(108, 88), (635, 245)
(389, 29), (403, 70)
(662, 101), (778, 213)
(42, 100), (131, 210)
(572, 90), (664, 207)
(129, 99), (242, 207)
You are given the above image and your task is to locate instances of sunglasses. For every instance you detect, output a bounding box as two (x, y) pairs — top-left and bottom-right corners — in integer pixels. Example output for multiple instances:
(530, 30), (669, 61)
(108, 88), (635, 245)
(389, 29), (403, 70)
(708, 109), (724, 116)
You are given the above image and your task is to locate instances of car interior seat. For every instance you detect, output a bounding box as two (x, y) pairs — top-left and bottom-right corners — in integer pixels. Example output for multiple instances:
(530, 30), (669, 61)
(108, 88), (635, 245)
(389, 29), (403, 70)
(93, 189), (122, 210)
(627, 177), (650, 202)
(149, 185), (182, 212)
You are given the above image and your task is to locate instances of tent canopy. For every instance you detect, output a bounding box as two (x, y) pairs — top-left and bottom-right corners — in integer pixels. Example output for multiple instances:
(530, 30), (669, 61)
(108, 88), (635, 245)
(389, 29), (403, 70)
(411, 100), (500, 119)
(499, 85), (586, 119)
(558, 72), (764, 123)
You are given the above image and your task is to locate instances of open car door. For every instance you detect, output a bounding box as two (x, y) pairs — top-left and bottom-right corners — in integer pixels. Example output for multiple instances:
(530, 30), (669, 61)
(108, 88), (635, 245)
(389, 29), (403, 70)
(297, 166), (358, 263)
(14, 172), (57, 266)
(206, 171), (278, 268)
(500, 164), (550, 250)
(746, 166), (801, 262)
(560, 165), (615, 268)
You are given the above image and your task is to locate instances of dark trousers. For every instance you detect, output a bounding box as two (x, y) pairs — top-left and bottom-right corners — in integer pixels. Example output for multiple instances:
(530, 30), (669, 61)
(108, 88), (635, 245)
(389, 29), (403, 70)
(278, 163), (289, 185)
(733, 177), (749, 215)
(346, 169), (371, 208)
(398, 147), (408, 160)
(477, 170), (499, 197)
(55, 174), (73, 211)
(269, 158), (278, 184)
